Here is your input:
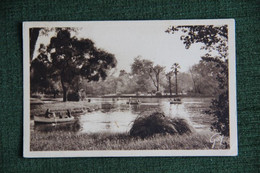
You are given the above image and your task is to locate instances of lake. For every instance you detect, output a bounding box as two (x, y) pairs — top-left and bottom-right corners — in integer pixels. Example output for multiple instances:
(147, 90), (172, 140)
(32, 97), (214, 134)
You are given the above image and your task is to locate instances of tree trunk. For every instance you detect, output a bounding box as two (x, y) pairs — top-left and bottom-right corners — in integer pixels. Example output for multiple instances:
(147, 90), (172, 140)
(175, 73), (178, 96)
(169, 76), (172, 96)
(62, 87), (67, 102)
(61, 75), (67, 102)
(30, 28), (41, 62)
(156, 73), (160, 91)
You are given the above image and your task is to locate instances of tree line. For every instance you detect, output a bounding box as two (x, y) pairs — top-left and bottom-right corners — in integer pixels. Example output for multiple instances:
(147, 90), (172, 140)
(81, 57), (221, 97)
(31, 28), (221, 99)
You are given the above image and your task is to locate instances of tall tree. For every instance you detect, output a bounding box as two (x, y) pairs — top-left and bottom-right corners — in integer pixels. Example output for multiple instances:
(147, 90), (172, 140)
(166, 71), (174, 95)
(149, 65), (165, 91)
(131, 57), (165, 92)
(30, 28), (41, 62)
(166, 25), (229, 136)
(189, 60), (220, 95)
(29, 27), (79, 63)
(171, 63), (180, 96)
(31, 29), (117, 101)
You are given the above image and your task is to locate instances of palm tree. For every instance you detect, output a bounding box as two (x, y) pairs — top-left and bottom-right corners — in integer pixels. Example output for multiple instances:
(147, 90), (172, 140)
(166, 71), (174, 96)
(171, 63), (180, 96)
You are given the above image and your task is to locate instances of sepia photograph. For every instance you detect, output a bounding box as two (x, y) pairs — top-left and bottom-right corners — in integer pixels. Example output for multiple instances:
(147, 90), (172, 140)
(23, 19), (237, 157)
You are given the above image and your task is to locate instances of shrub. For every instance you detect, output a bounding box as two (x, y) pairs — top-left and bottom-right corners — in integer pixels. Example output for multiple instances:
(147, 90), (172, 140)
(67, 92), (80, 101)
(130, 112), (193, 138)
(155, 92), (162, 96)
(208, 90), (229, 136)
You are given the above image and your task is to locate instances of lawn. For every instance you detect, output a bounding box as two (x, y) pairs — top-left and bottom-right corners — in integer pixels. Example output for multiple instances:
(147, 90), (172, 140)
(30, 131), (221, 151)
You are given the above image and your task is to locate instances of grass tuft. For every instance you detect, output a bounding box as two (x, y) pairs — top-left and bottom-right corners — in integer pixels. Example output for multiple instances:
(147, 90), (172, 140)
(130, 111), (193, 138)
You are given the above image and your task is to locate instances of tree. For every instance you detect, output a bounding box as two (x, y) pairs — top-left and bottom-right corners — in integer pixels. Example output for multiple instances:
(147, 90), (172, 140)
(30, 28), (41, 62)
(166, 25), (229, 136)
(150, 65), (165, 91)
(166, 71), (174, 95)
(131, 57), (165, 92)
(31, 28), (117, 101)
(119, 70), (128, 77)
(171, 63), (180, 96)
(29, 27), (79, 63)
(189, 60), (221, 95)
(165, 25), (228, 86)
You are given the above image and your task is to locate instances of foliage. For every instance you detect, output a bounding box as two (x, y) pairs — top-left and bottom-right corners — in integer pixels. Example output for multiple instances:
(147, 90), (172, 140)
(130, 111), (193, 138)
(165, 71), (174, 95)
(30, 56), (50, 93)
(189, 60), (221, 95)
(131, 57), (165, 91)
(31, 28), (117, 101)
(208, 91), (229, 136)
(166, 25), (229, 136)
(155, 92), (162, 96)
(67, 92), (80, 101)
(172, 63), (180, 95)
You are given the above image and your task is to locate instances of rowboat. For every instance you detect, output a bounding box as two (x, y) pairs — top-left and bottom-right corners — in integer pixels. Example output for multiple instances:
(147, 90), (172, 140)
(170, 101), (182, 104)
(169, 99), (182, 104)
(127, 101), (141, 105)
(34, 116), (75, 123)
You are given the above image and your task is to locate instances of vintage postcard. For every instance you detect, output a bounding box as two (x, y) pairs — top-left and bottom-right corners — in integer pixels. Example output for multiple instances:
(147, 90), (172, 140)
(23, 19), (237, 157)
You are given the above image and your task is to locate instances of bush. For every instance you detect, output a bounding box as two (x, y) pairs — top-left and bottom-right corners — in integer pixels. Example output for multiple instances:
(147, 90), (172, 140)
(136, 92), (141, 96)
(67, 92), (80, 101)
(130, 112), (193, 138)
(209, 90), (229, 136)
(155, 92), (162, 96)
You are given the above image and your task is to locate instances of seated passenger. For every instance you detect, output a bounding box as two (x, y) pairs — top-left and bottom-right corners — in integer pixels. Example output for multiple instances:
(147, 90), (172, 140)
(45, 109), (51, 118)
(67, 109), (71, 118)
(45, 109), (56, 118)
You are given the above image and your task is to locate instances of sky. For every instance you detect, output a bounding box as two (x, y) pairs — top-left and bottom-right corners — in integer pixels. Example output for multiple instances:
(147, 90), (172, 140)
(33, 22), (208, 73)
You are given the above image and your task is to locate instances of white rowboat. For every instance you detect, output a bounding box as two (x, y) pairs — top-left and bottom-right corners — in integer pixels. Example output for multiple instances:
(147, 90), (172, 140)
(34, 116), (75, 123)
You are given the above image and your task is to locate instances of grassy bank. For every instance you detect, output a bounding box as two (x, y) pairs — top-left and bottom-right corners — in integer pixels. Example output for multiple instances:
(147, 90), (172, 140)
(30, 131), (220, 151)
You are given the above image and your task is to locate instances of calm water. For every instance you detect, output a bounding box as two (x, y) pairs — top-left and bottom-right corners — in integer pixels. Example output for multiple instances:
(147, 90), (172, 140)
(32, 97), (213, 134)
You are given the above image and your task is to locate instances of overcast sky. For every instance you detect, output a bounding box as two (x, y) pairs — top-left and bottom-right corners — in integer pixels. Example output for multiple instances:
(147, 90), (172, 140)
(34, 22), (208, 73)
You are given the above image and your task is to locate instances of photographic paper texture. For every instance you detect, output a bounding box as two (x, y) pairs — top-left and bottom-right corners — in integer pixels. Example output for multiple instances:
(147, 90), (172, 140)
(23, 19), (237, 157)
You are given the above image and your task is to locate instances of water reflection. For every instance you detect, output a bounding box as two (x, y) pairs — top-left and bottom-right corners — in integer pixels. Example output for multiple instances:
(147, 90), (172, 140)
(32, 97), (213, 134)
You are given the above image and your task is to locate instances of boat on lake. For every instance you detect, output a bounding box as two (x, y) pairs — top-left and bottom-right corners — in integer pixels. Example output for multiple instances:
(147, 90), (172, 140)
(169, 98), (182, 104)
(126, 98), (141, 105)
(127, 102), (140, 105)
(34, 116), (75, 123)
(127, 100), (141, 105)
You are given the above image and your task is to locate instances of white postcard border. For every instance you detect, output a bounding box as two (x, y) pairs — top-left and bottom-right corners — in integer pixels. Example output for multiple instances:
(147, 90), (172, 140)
(23, 19), (237, 158)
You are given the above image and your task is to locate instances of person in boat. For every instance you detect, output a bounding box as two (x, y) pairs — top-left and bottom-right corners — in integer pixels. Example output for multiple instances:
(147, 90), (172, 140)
(45, 109), (56, 118)
(67, 109), (71, 118)
(88, 99), (91, 102)
(45, 109), (51, 118)
(128, 97), (132, 103)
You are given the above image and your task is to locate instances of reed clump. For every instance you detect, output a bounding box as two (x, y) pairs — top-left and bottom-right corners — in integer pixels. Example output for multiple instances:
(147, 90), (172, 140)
(130, 111), (193, 138)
